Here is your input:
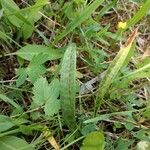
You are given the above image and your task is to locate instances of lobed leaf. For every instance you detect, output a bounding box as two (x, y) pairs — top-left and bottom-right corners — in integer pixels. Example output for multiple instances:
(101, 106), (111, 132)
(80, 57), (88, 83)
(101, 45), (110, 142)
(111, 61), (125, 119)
(44, 79), (60, 116)
(16, 53), (48, 85)
(16, 68), (27, 87)
(32, 77), (60, 116)
(32, 77), (49, 106)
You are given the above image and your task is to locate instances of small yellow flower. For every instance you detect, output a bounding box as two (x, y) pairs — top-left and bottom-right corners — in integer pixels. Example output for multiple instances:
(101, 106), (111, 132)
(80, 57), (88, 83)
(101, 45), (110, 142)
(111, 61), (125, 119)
(117, 21), (127, 29)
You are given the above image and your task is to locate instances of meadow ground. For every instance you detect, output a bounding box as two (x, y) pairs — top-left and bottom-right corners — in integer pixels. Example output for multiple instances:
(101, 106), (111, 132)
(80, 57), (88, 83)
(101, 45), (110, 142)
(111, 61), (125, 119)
(0, 0), (150, 149)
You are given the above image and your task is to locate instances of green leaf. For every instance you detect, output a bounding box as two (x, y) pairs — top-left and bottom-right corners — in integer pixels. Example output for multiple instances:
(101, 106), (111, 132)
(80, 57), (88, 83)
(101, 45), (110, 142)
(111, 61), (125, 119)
(1, 0), (32, 27)
(27, 0), (48, 22)
(142, 108), (150, 119)
(60, 43), (77, 130)
(84, 110), (134, 124)
(114, 63), (150, 89)
(21, 0), (48, 39)
(19, 125), (33, 135)
(81, 131), (105, 150)
(94, 28), (138, 115)
(55, 0), (104, 42)
(16, 53), (48, 85)
(29, 53), (48, 65)
(26, 65), (46, 83)
(0, 94), (22, 112)
(116, 139), (133, 150)
(21, 24), (34, 40)
(0, 115), (15, 133)
(44, 79), (60, 116)
(26, 53), (47, 83)
(16, 68), (27, 87)
(0, 30), (8, 43)
(97, 0), (117, 19)
(125, 122), (134, 131)
(81, 124), (96, 136)
(32, 77), (60, 116)
(127, 0), (150, 28)
(32, 77), (49, 106)
(16, 44), (63, 61)
(0, 30), (21, 47)
(1, 0), (48, 39)
(0, 136), (35, 150)
(1, 0), (20, 27)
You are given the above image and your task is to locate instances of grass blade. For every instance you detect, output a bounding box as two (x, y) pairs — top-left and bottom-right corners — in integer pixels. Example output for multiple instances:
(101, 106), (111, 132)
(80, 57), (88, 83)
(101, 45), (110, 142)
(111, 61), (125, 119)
(55, 0), (104, 42)
(84, 109), (142, 124)
(0, 94), (22, 112)
(127, 0), (150, 28)
(60, 43), (77, 131)
(0, 30), (21, 47)
(94, 28), (138, 116)
(114, 63), (150, 89)
(97, 0), (117, 20)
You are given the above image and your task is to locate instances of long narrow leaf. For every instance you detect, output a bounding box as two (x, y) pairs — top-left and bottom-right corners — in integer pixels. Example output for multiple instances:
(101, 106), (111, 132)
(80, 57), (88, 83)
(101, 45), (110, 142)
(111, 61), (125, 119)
(0, 94), (22, 112)
(94, 28), (138, 116)
(97, 0), (117, 19)
(0, 30), (21, 47)
(60, 43), (77, 130)
(127, 0), (150, 28)
(114, 63), (150, 89)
